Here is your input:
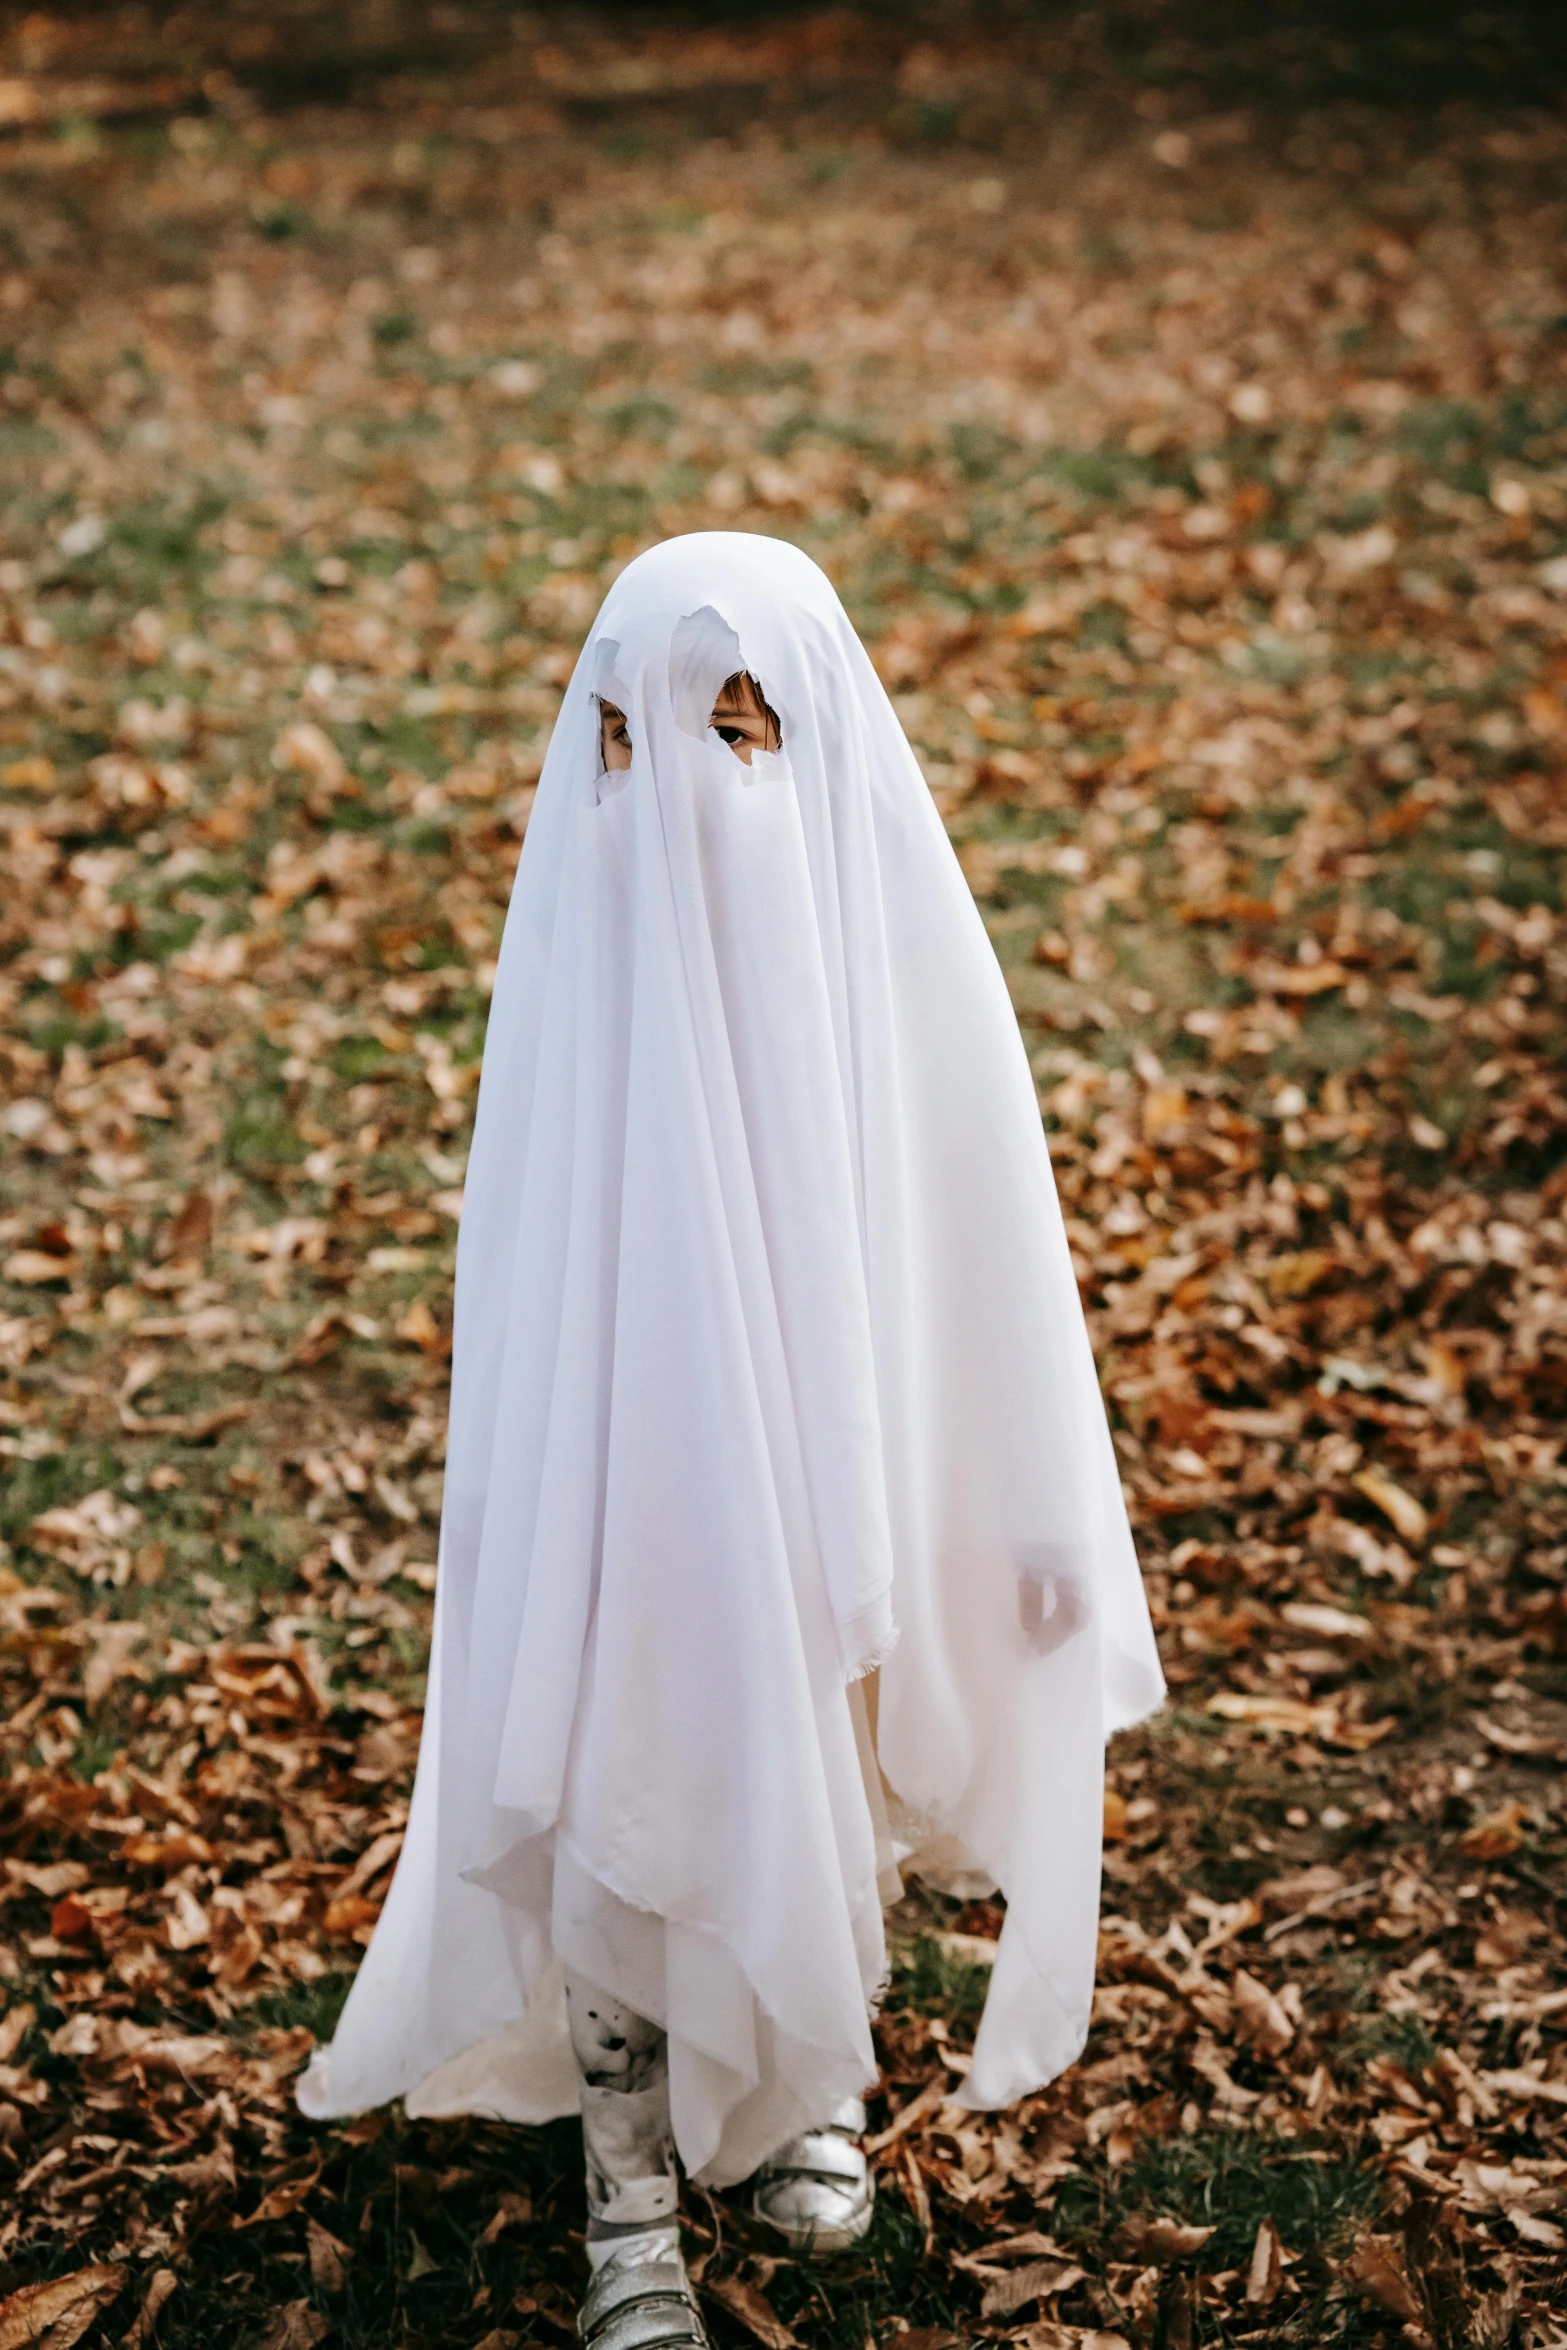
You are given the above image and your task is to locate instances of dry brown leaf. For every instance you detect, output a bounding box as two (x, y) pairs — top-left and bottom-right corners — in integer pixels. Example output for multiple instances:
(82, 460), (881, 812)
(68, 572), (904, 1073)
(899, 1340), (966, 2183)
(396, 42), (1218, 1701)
(1138, 2219), (1214, 2263)
(117, 2029), (232, 2080)
(1482, 2069), (1567, 2110)
(1252, 959), (1350, 996)
(971, 2231), (1065, 2263)
(2, 755), (55, 790)
(165, 2143), (237, 2198)
(0, 2004), (34, 2065)
(306, 2216), (351, 2293)
(1278, 1601), (1369, 1640)
(254, 2305), (329, 2350)
(294, 1310), (349, 1365)
(1432, 2047), (1499, 2123)
(1141, 1084), (1189, 1141)
(863, 2073), (952, 2153)
(931, 1929), (999, 1968)
(235, 2159), (323, 2229)
(1231, 1969), (1296, 2058)
(1459, 1800), (1530, 1860)
(980, 2260), (1087, 2317)
(82, 1618), (146, 1709)
(1011, 2331), (1131, 2350)
(1351, 1467), (1429, 1545)
(899, 2145), (934, 2254)
(323, 1890), (382, 1937)
(1113, 2208), (1214, 2267)
(272, 722), (346, 789)
(122, 2270), (178, 2350)
(396, 1296), (448, 1353)
(3, 1249), (78, 1286)
(703, 2276), (799, 2350)
(1343, 2235), (1426, 2325)
(1245, 2217), (1283, 2305)
(166, 1187), (214, 1259)
(0, 2265), (126, 2350)
(1261, 1249), (1339, 1298)
(1206, 1692), (1330, 1736)
(327, 1827), (405, 1909)
(478, 2190), (534, 2245)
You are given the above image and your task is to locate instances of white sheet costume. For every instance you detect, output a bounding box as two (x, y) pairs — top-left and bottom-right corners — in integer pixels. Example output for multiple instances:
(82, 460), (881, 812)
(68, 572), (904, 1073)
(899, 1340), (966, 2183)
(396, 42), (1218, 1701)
(297, 533), (1164, 2182)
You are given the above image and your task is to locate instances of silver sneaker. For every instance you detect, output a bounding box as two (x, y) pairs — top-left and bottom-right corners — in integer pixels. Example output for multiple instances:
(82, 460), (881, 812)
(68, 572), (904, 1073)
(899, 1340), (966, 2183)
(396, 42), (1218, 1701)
(749, 2097), (875, 2254)
(577, 2234), (710, 2350)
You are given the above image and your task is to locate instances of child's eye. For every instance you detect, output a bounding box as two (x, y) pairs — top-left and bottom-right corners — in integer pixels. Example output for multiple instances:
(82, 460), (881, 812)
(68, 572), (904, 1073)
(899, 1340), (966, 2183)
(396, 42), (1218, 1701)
(714, 725), (744, 744)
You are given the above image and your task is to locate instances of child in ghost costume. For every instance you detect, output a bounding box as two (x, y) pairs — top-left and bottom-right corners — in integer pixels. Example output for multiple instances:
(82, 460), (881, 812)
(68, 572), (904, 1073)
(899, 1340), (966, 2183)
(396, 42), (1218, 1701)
(297, 533), (1165, 2349)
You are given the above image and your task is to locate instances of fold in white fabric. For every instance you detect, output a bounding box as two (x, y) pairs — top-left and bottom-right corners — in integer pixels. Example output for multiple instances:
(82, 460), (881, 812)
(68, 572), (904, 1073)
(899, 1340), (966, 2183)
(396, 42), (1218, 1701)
(296, 532), (1165, 2178)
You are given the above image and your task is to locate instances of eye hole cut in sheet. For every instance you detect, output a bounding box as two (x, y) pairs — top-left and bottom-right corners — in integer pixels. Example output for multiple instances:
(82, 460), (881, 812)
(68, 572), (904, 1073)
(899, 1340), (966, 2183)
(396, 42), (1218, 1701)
(670, 605), (747, 741)
(593, 637), (629, 714)
(672, 606), (787, 783)
(592, 637), (630, 799)
(596, 605), (783, 778)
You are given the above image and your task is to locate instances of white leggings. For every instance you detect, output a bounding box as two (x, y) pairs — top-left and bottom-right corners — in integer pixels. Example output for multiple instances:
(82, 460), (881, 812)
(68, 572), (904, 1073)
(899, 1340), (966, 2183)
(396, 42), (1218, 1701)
(564, 1966), (679, 2238)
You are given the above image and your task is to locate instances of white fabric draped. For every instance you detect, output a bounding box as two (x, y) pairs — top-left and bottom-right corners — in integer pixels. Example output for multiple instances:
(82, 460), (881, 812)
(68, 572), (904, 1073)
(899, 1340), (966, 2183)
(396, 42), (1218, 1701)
(297, 533), (1164, 2179)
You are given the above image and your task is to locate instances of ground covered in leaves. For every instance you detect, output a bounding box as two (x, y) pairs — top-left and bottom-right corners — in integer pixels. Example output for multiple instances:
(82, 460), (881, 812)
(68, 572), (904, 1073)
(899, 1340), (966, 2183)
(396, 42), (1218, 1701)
(0, 4), (1565, 2347)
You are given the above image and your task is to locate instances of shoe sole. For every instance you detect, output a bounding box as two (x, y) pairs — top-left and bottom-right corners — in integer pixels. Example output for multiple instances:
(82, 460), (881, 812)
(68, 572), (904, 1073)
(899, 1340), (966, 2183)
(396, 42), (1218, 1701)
(751, 2186), (876, 2257)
